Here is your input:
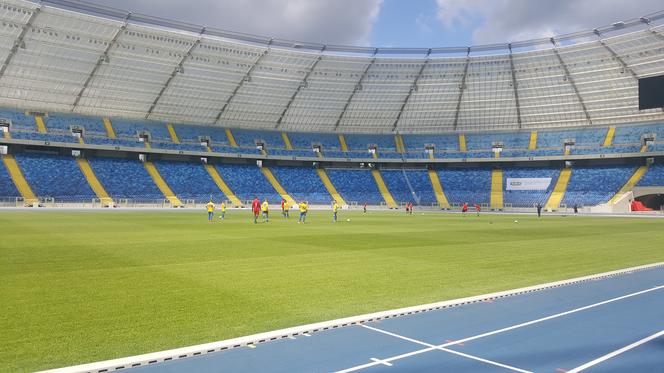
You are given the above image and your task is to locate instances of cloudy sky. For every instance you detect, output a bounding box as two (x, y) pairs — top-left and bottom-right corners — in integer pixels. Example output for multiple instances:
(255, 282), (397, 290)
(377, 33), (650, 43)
(84, 0), (663, 47)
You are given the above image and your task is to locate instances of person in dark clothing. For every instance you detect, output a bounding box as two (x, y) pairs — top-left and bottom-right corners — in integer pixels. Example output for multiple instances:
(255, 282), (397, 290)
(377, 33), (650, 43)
(536, 203), (542, 218)
(573, 204), (578, 215)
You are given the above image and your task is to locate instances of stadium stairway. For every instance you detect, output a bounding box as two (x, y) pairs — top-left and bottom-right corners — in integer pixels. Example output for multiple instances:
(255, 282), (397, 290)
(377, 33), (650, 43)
(166, 123), (180, 144)
(338, 134), (349, 151)
(260, 167), (297, 206)
(529, 131), (537, 150)
(102, 118), (116, 138)
(76, 158), (114, 206)
(1, 154), (38, 205)
(458, 134), (467, 152)
(371, 169), (398, 208)
(3, 130), (10, 139)
(428, 169), (450, 209)
(316, 168), (347, 205)
(34, 115), (47, 133)
(608, 166), (648, 204)
(395, 134), (406, 153)
(225, 129), (238, 147)
(205, 164), (243, 207)
(545, 168), (572, 211)
(143, 161), (182, 207)
(603, 126), (615, 147)
(281, 132), (293, 150)
(490, 169), (503, 210)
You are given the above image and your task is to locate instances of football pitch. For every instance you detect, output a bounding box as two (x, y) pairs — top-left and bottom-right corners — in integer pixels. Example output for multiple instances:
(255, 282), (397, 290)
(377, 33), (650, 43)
(1, 209), (663, 372)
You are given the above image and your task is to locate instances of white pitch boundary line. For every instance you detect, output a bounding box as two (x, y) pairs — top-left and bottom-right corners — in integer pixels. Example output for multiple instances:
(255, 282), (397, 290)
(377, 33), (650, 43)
(40, 262), (664, 373)
(566, 330), (664, 373)
(334, 285), (663, 373)
(359, 325), (532, 373)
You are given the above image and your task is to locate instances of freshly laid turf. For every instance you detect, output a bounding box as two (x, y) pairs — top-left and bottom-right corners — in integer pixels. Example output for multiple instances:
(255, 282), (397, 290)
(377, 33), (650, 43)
(0, 209), (663, 372)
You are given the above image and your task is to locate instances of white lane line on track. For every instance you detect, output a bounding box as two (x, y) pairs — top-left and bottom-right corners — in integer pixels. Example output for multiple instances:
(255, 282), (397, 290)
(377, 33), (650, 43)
(334, 285), (664, 373)
(360, 325), (532, 373)
(369, 358), (392, 367)
(566, 330), (664, 373)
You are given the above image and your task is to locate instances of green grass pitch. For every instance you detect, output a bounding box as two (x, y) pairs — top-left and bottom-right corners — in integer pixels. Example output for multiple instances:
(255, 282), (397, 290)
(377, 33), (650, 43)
(1, 209), (663, 372)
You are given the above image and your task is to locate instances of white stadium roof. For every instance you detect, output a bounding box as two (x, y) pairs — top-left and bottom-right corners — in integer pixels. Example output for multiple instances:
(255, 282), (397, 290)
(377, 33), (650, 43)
(1, 0), (664, 133)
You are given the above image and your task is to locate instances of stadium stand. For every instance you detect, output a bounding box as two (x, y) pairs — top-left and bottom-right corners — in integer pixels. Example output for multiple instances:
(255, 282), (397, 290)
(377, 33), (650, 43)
(562, 166), (636, 207)
(503, 167), (559, 207)
(438, 168), (492, 205)
(325, 169), (384, 205)
(380, 169), (437, 206)
(0, 158), (20, 198)
(214, 164), (281, 204)
(14, 153), (95, 201)
(637, 164), (664, 186)
(270, 166), (331, 204)
(88, 157), (164, 201)
(154, 160), (226, 203)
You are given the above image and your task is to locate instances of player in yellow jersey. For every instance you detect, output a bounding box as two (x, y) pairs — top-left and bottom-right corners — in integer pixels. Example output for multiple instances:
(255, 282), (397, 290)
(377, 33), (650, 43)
(218, 200), (226, 220)
(205, 199), (215, 222)
(261, 199), (269, 222)
(298, 201), (308, 223)
(332, 200), (339, 222)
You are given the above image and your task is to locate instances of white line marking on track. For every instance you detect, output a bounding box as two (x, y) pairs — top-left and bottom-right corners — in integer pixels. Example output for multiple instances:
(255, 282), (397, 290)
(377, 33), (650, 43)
(566, 330), (664, 373)
(303, 333), (311, 337)
(369, 358), (392, 367)
(359, 325), (532, 373)
(334, 285), (663, 373)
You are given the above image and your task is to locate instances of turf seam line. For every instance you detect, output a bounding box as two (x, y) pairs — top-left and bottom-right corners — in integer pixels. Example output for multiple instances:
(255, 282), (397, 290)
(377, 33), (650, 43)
(39, 262), (664, 373)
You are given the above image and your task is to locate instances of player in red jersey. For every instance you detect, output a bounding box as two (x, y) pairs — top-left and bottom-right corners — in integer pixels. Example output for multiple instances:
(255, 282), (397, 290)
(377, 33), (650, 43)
(475, 203), (481, 216)
(462, 202), (469, 216)
(252, 197), (261, 224)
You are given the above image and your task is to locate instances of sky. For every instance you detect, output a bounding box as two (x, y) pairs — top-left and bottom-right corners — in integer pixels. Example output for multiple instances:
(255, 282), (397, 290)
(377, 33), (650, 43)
(82, 0), (664, 48)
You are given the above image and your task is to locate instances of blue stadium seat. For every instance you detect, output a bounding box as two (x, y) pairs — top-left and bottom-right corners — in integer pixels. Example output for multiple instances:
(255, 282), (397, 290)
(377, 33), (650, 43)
(288, 132), (340, 150)
(232, 129), (285, 149)
(344, 134), (395, 152)
(402, 134), (458, 152)
(325, 169), (384, 205)
(110, 118), (171, 141)
(0, 160), (20, 198)
(438, 168), (492, 205)
(214, 164), (281, 203)
(270, 166), (331, 204)
(11, 131), (78, 143)
(637, 164), (664, 186)
(381, 169), (436, 206)
(0, 109), (37, 131)
(44, 114), (107, 136)
(154, 160), (224, 203)
(465, 132), (530, 151)
(88, 157), (163, 200)
(613, 123), (664, 145)
(562, 166), (634, 206)
(174, 124), (229, 145)
(15, 153), (95, 201)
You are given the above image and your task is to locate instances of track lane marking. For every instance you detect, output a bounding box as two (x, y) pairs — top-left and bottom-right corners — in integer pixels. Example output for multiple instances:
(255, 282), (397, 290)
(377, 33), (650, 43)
(566, 330), (664, 373)
(369, 358), (392, 366)
(359, 324), (532, 373)
(334, 285), (663, 373)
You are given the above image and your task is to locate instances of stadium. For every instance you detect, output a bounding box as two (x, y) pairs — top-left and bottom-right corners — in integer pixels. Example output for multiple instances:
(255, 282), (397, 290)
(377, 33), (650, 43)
(0, 0), (663, 372)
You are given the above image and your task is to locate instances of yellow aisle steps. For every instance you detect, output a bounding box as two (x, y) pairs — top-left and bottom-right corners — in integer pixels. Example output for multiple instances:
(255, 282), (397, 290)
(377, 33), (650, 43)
(458, 134), (467, 152)
(225, 129), (238, 147)
(205, 164), (243, 207)
(529, 131), (537, 150)
(545, 168), (572, 211)
(494, 151), (500, 159)
(102, 118), (116, 139)
(490, 169), (503, 210)
(260, 167), (296, 206)
(603, 126), (615, 147)
(34, 115), (47, 133)
(316, 168), (347, 205)
(76, 158), (114, 206)
(640, 144), (648, 152)
(3, 130), (10, 139)
(338, 134), (349, 152)
(371, 169), (398, 208)
(428, 170), (450, 209)
(281, 132), (293, 150)
(167, 123), (180, 144)
(143, 162), (182, 207)
(144, 142), (151, 149)
(394, 134), (406, 153)
(428, 151), (434, 160)
(2, 155), (38, 205)
(608, 166), (648, 204)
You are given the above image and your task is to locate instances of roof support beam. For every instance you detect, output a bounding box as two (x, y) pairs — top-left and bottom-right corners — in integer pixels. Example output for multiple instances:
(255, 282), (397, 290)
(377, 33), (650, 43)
(550, 38), (592, 125)
(72, 14), (130, 111)
(392, 49), (431, 132)
(593, 30), (638, 80)
(275, 46), (326, 129)
(214, 39), (273, 124)
(334, 48), (378, 131)
(0, 6), (41, 80)
(452, 47), (471, 131)
(507, 44), (523, 129)
(146, 28), (206, 119)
